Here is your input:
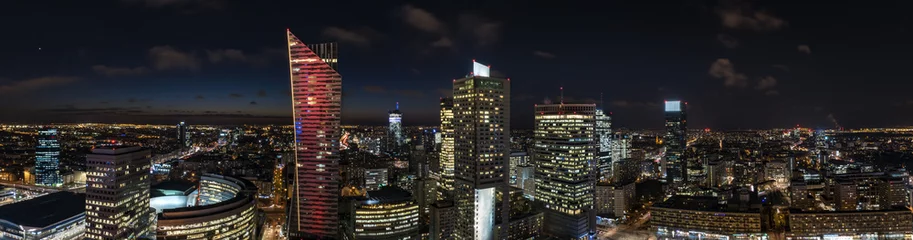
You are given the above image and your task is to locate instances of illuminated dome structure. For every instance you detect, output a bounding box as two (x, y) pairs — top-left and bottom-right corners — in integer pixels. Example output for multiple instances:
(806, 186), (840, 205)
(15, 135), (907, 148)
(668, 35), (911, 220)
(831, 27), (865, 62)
(151, 174), (259, 239)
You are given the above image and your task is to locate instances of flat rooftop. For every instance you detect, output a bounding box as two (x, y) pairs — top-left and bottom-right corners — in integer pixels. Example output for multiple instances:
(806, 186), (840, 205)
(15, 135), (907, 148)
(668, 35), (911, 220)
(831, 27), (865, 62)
(0, 192), (85, 228)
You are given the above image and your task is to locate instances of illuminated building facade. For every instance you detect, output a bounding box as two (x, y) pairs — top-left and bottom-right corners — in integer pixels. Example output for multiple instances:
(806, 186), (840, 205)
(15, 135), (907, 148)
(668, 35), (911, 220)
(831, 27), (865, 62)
(177, 122), (190, 152)
(155, 174), (259, 239)
(429, 200), (454, 240)
(0, 192), (85, 240)
(365, 168), (388, 191)
(346, 187), (420, 240)
(388, 103), (404, 154)
(651, 196), (763, 239)
(789, 208), (913, 238)
(663, 100), (687, 182)
(452, 61), (510, 240)
(439, 97), (455, 194)
(35, 128), (62, 187)
(85, 146), (154, 240)
(533, 103), (597, 239)
(287, 29), (342, 238)
(595, 109), (612, 181)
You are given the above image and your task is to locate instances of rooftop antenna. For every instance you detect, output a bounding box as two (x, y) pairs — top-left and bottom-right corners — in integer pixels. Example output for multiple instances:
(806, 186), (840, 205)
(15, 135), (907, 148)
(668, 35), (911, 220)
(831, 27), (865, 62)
(396, 102), (399, 110)
(560, 87), (564, 104)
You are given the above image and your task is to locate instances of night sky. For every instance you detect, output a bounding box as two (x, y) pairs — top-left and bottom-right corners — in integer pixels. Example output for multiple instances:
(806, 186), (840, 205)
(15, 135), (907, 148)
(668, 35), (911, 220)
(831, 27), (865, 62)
(2, 0), (912, 129)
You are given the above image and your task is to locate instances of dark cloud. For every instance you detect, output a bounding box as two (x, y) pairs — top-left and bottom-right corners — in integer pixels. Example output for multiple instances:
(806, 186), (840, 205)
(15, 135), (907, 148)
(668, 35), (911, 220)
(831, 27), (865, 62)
(533, 51), (556, 59)
(430, 37), (454, 48)
(400, 5), (446, 34)
(126, 98), (150, 103)
(716, 34), (739, 48)
(322, 27), (375, 47)
(394, 90), (425, 98)
(362, 85), (387, 93)
(257, 90), (267, 97)
(411, 68), (421, 75)
(717, 2), (787, 31)
(772, 64), (790, 71)
(121, 0), (227, 12)
(229, 93), (243, 98)
(458, 13), (502, 46)
(43, 106), (144, 115)
(437, 88), (452, 98)
(195, 95), (205, 100)
(149, 46), (200, 71)
(756, 76), (777, 90)
(249, 101), (257, 105)
(92, 65), (149, 76)
(0, 76), (80, 94)
(205, 49), (246, 63)
(610, 100), (661, 108)
(709, 58), (748, 88)
(99, 101), (109, 104)
(798, 45), (811, 54)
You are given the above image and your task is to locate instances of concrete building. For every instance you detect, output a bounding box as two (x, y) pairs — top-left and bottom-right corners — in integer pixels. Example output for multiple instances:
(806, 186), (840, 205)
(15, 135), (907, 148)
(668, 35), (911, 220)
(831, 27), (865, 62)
(85, 146), (155, 240)
(789, 208), (913, 238)
(365, 168), (388, 191)
(651, 196), (764, 239)
(345, 187), (419, 240)
(429, 200), (454, 240)
(0, 192), (85, 240)
(595, 181), (636, 219)
(154, 174), (259, 239)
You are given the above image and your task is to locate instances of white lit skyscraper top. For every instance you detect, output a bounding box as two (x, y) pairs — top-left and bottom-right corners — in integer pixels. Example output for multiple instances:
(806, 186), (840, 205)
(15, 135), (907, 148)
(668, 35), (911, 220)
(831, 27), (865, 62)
(472, 60), (490, 77)
(665, 100), (682, 112)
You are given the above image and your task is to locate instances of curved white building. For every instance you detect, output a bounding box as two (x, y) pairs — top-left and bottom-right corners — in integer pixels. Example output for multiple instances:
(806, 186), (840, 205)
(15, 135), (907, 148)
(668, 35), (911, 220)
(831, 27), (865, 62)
(153, 174), (259, 240)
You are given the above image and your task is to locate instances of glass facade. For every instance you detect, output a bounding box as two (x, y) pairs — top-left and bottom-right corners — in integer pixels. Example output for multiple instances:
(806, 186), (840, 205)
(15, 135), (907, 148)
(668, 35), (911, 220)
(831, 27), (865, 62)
(350, 195), (420, 239)
(594, 109), (612, 182)
(533, 104), (597, 239)
(35, 129), (62, 187)
(287, 29), (342, 238)
(85, 147), (154, 240)
(439, 98), (455, 194)
(388, 105), (404, 153)
(663, 100), (687, 182)
(155, 174), (258, 240)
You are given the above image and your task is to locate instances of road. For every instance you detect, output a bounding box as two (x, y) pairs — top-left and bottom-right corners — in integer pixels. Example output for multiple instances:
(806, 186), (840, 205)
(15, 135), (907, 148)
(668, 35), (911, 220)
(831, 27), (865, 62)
(598, 212), (655, 240)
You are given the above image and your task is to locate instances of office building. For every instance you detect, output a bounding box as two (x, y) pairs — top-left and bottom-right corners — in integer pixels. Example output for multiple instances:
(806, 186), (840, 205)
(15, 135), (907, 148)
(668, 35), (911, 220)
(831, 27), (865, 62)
(0, 192), (85, 240)
(388, 103), (404, 154)
(430, 200), (454, 240)
(35, 128), (62, 187)
(365, 168), (388, 191)
(439, 97), (455, 194)
(85, 146), (155, 240)
(595, 109), (612, 181)
(595, 181), (635, 219)
(651, 196), (764, 238)
(177, 122), (190, 152)
(345, 187), (420, 240)
(452, 61), (510, 240)
(516, 165), (535, 199)
(663, 100), (687, 182)
(154, 174), (259, 239)
(508, 152), (528, 186)
(533, 103), (597, 239)
(287, 29), (342, 238)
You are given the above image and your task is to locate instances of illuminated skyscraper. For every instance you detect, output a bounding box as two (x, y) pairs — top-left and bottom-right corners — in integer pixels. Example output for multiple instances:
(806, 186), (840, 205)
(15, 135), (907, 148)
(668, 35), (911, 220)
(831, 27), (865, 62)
(286, 29), (342, 239)
(533, 103), (597, 239)
(176, 121), (190, 152)
(595, 109), (612, 182)
(452, 61), (510, 240)
(440, 97), (455, 193)
(388, 102), (404, 153)
(85, 146), (154, 240)
(663, 100), (687, 182)
(35, 129), (62, 187)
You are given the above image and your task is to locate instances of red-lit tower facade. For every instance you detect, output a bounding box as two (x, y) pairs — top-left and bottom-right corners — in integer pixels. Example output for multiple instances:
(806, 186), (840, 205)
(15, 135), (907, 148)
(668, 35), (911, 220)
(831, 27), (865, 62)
(286, 29), (342, 239)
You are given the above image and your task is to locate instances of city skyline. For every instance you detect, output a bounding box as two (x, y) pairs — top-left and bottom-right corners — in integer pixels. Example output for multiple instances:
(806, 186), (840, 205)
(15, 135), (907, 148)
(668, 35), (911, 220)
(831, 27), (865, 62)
(3, 1), (913, 129)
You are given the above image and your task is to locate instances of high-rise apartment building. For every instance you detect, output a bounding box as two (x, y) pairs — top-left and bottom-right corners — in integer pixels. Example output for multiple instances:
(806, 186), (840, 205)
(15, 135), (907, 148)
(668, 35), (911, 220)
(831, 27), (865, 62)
(85, 146), (154, 240)
(35, 129), (62, 187)
(388, 103), (404, 153)
(287, 29), (342, 239)
(440, 98), (455, 194)
(452, 61), (510, 240)
(595, 109), (612, 182)
(533, 103), (597, 239)
(663, 100), (687, 182)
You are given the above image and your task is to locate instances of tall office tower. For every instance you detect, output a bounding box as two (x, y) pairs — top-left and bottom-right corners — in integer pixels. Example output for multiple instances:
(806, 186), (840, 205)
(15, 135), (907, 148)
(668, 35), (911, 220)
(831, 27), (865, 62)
(85, 146), (154, 240)
(364, 168), (388, 191)
(439, 98), (455, 194)
(533, 103), (597, 239)
(663, 100), (687, 183)
(452, 61), (510, 240)
(177, 121), (190, 151)
(35, 129), (62, 187)
(388, 102), (404, 153)
(287, 29), (342, 239)
(595, 109), (612, 182)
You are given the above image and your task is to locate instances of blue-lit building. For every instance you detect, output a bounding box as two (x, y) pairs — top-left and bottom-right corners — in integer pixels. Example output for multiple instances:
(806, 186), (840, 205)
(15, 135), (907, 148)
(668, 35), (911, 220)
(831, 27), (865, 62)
(0, 192), (86, 240)
(663, 100), (687, 182)
(387, 103), (404, 154)
(35, 129), (62, 187)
